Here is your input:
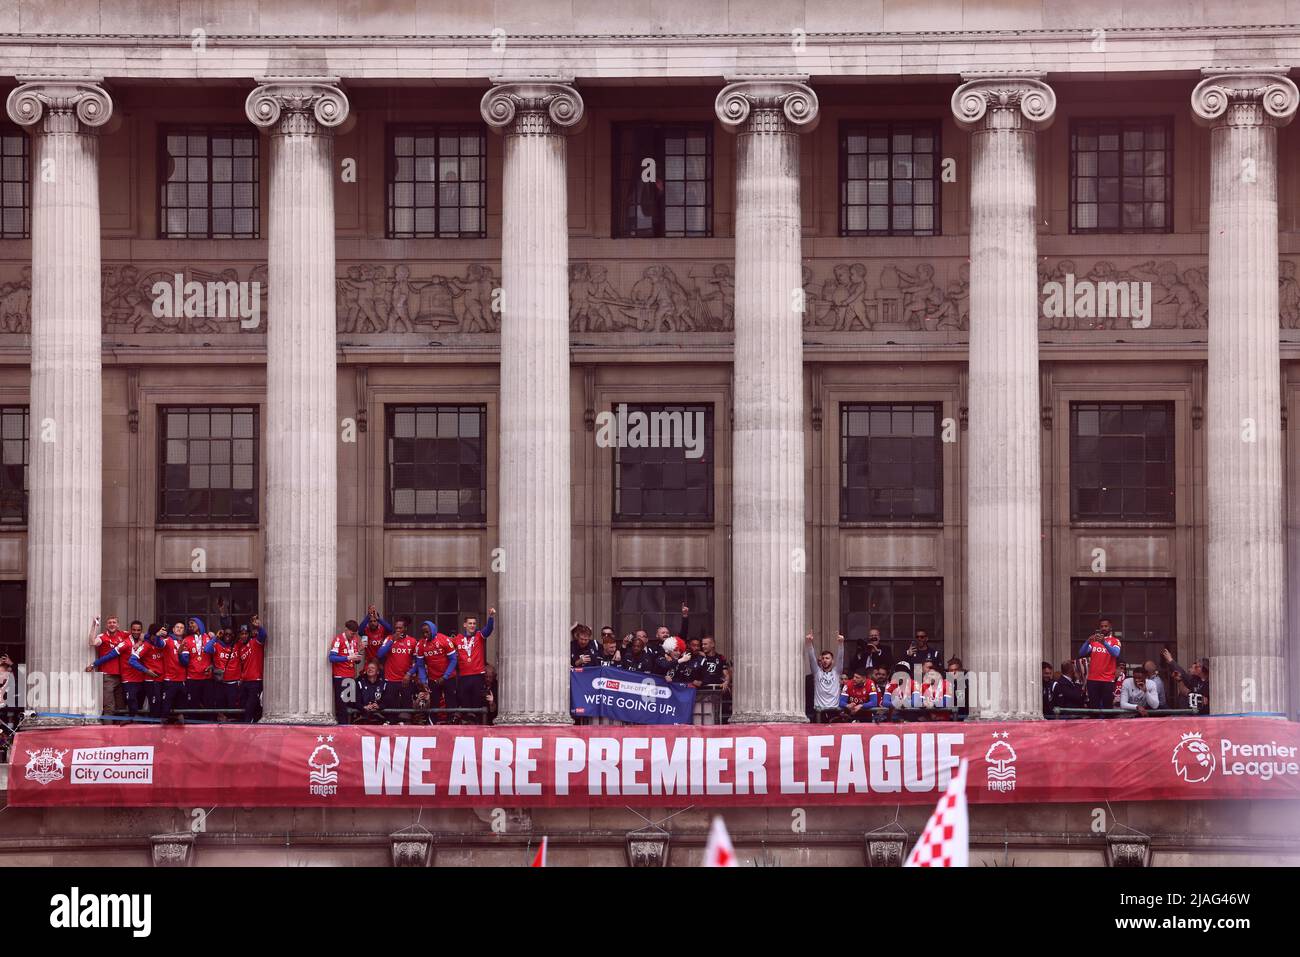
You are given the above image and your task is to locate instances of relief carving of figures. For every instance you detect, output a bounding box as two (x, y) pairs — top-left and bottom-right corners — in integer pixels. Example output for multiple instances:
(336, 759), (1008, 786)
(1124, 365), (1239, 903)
(568, 262), (735, 332)
(801, 260), (967, 332)
(337, 262), (499, 333)
(1036, 257), (1209, 330)
(0, 266), (30, 333)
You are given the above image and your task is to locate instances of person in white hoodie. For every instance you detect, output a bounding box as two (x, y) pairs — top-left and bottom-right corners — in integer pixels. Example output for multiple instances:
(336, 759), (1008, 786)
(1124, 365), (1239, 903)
(804, 631), (845, 723)
(1118, 669), (1159, 715)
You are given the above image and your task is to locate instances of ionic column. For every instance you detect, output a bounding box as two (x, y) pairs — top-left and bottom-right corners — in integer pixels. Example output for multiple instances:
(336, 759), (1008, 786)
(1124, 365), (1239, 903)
(951, 74), (1056, 719)
(1191, 70), (1298, 715)
(715, 78), (818, 723)
(481, 80), (584, 724)
(246, 79), (349, 723)
(7, 78), (112, 722)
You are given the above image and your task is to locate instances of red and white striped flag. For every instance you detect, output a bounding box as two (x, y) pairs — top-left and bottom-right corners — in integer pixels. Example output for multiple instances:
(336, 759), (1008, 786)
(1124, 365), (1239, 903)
(904, 758), (969, 867)
(530, 836), (548, 867)
(702, 815), (737, 867)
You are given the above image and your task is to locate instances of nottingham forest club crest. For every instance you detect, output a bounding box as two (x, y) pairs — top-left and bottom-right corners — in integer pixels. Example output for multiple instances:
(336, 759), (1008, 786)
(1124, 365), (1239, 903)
(24, 747), (67, 786)
(308, 735), (340, 797)
(984, 732), (1017, 793)
(1171, 731), (1216, 784)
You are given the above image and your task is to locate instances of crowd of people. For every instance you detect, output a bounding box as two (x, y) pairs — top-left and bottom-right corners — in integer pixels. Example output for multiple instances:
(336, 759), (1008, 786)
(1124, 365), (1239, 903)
(0, 608), (1212, 753)
(1044, 618), (1210, 717)
(84, 600), (266, 724)
(567, 605), (733, 693)
(328, 606), (497, 725)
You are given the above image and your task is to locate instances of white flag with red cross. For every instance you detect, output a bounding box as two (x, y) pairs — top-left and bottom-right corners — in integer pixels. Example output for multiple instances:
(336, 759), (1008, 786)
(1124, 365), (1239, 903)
(904, 758), (969, 867)
(702, 815), (737, 867)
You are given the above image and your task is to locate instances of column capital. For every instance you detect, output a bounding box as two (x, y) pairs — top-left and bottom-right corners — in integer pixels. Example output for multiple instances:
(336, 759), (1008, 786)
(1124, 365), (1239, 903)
(714, 76), (818, 134)
(6, 76), (112, 134)
(245, 78), (349, 135)
(480, 79), (585, 136)
(1191, 69), (1298, 129)
(951, 73), (1056, 133)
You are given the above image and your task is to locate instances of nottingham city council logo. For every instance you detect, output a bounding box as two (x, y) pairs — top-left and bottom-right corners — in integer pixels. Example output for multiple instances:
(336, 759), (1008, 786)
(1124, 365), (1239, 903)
(24, 747), (67, 786)
(308, 736), (340, 797)
(1171, 731), (1216, 784)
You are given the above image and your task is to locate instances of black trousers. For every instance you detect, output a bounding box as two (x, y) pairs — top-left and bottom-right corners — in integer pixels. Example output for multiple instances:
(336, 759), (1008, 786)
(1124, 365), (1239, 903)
(124, 683), (147, 717)
(144, 681), (162, 719)
(241, 680), (264, 723)
(332, 677), (352, 725)
(1086, 679), (1114, 711)
(456, 674), (486, 722)
(185, 679), (213, 711)
(158, 682), (184, 720)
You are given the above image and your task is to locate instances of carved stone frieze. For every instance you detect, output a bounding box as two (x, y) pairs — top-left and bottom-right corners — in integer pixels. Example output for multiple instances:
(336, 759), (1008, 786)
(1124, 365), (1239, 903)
(0, 256), (1297, 337)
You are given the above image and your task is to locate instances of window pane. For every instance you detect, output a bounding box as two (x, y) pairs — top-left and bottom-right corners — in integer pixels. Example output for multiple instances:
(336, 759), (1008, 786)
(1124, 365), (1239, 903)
(158, 406), (259, 523)
(386, 125), (487, 238)
(1070, 401), (1174, 522)
(386, 405), (487, 523)
(613, 405), (714, 522)
(840, 403), (943, 522)
(1071, 119), (1172, 234)
(841, 120), (940, 237)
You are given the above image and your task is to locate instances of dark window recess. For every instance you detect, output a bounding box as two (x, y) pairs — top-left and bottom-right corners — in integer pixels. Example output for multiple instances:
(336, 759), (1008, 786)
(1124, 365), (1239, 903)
(612, 404), (714, 522)
(0, 580), (25, 665)
(615, 578), (713, 642)
(612, 123), (713, 238)
(385, 578), (487, 639)
(0, 406), (28, 526)
(0, 126), (30, 239)
(1070, 118), (1173, 234)
(387, 125), (487, 239)
(386, 405), (487, 523)
(840, 403), (943, 522)
(159, 126), (260, 239)
(158, 406), (259, 524)
(155, 579), (260, 633)
(840, 577), (944, 655)
(1071, 577), (1176, 670)
(840, 120), (940, 237)
(1070, 402), (1175, 523)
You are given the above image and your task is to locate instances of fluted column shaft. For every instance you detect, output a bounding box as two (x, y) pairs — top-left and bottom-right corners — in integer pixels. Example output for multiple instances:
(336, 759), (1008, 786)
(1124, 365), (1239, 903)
(7, 79), (112, 720)
(246, 80), (349, 723)
(952, 75), (1056, 719)
(716, 79), (818, 722)
(1192, 71), (1297, 715)
(482, 82), (584, 724)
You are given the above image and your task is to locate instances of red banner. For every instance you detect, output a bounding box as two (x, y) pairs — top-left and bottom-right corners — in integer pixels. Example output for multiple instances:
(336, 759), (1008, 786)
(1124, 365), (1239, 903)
(9, 717), (1300, 808)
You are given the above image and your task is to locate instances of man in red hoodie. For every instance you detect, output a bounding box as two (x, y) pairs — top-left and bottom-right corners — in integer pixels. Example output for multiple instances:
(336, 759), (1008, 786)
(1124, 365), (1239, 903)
(376, 617), (420, 723)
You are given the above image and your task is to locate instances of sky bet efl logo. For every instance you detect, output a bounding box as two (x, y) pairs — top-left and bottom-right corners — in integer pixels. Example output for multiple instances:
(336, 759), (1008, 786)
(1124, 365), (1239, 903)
(591, 676), (671, 698)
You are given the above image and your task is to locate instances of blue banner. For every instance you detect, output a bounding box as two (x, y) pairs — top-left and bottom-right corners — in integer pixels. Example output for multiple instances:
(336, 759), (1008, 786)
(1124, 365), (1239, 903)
(570, 666), (696, 725)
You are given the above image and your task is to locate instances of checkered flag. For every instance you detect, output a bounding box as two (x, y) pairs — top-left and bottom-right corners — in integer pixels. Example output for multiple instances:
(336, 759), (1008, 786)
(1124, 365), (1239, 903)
(904, 758), (969, 867)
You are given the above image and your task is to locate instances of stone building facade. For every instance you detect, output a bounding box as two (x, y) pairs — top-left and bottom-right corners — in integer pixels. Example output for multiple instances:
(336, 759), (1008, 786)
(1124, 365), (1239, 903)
(1, 2), (1299, 864)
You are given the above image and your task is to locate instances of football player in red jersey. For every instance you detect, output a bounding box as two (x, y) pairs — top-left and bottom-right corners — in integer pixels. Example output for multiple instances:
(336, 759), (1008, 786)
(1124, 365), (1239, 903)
(376, 618), (420, 722)
(88, 625), (155, 718)
(328, 620), (363, 724)
(238, 618), (267, 722)
(1078, 618), (1122, 711)
(89, 615), (129, 719)
(358, 604), (393, 667)
(152, 622), (190, 721)
(415, 620), (458, 723)
(204, 628), (241, 720)
(451, 608), (494, 724)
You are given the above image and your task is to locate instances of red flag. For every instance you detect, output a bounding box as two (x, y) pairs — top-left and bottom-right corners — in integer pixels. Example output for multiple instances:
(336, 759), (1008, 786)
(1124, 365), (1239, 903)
(530, 836), (547, 867)
(904, 758), (969, 867)
(702, 816), (737, 867)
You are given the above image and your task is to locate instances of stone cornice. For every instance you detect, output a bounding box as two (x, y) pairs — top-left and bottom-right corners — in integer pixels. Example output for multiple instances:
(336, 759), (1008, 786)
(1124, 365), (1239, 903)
(5, 77), (112, 134)
(480, 81), (584, 137)
(951, 74), (1056, 133)
(1191, 70), (1299, 129)
(245, 78), (348, 135)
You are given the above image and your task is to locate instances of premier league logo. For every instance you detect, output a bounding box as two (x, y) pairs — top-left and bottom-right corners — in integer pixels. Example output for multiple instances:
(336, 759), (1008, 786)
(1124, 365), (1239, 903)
(24, 747), (67, 786)
(1171, 731), (1216, 784)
